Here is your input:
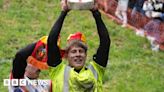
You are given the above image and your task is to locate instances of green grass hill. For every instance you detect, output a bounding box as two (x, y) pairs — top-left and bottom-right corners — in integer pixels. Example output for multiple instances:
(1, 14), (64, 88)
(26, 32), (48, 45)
(0, 0), (164, 92)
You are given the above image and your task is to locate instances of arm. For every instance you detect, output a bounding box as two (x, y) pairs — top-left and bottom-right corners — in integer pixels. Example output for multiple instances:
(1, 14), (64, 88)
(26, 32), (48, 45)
(47, 11), (68, 67)
(12, 43), (36, 79)
(92, 10), (111, 67)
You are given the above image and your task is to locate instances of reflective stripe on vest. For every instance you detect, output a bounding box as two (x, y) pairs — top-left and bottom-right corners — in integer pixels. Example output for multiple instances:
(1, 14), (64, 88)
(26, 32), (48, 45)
(63, 66), (71, 92)
(88, 64), (98, 80)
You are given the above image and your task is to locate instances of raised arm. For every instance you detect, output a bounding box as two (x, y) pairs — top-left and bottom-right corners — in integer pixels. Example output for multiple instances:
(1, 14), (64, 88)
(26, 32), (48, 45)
(12, 43), (36, 79)
(47, 11), (68, 67)
(92, 10), (111, 67)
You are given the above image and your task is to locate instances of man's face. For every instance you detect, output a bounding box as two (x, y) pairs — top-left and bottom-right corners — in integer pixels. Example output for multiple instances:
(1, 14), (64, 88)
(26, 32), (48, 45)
(25, 64), (40, 79)
(67, 46), (87, 70)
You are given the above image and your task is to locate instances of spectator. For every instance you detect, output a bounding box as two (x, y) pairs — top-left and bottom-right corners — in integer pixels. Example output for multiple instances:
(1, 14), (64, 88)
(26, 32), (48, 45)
(143, 0), (154, 18)
(115, 0), (129, 27)
(152, 0), (164, 21)
(131, 0), (145, 16)
(128, 0), (136, 9)
(144, 19), (161, 51)
(9, 36), (60, 92)
(143, 0), (164, 21)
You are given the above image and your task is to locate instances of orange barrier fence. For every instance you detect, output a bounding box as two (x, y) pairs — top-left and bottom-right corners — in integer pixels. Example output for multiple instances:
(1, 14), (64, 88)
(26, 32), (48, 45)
(98, 0), (164, 51)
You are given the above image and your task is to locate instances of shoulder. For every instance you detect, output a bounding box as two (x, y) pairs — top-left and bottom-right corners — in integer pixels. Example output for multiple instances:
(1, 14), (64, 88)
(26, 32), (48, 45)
(89, 61), (105, 77)
(48, 62), (66, 78)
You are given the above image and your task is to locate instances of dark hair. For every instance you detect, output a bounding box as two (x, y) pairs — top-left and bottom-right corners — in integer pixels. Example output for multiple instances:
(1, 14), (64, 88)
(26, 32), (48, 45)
(65, 40), (88, 54)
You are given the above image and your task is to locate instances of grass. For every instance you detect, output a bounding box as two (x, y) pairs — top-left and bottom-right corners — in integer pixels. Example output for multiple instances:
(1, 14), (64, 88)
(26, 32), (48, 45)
(0, 0), (164, 92)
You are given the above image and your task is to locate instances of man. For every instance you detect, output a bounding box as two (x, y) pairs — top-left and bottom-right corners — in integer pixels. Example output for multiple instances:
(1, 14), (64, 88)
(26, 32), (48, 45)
(47, 1), (110, 91)
(9, 36), (55, 92)
(131, 0), (145, 16)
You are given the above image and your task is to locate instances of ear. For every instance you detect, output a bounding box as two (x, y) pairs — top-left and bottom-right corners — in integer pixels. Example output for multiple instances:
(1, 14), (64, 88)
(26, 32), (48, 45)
(60, 49), (65, 58)
(63, 53), (68, 59)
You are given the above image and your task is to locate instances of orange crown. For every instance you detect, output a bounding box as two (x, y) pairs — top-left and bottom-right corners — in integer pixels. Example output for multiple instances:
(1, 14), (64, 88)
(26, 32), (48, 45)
(67, 32), (86, 43)
(27, 36), (62, 70)
(27, 36), (48, 70)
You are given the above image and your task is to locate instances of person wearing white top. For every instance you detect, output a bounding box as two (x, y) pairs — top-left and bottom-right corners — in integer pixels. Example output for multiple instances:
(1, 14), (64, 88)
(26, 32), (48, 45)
(115, 0), (129, 27)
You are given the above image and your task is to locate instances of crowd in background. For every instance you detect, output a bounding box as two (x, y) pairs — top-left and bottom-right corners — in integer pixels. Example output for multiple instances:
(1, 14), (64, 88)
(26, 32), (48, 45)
(130, 0), (164, 21)
(98, 0), (164, 51)
(130, 0), (163, 51)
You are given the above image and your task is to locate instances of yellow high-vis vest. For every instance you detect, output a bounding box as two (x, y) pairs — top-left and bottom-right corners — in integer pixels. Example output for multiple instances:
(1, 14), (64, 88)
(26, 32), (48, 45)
(49, 61), (105, 92)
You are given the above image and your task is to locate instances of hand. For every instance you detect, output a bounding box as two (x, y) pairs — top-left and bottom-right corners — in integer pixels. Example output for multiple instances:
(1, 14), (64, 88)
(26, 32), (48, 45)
(61, 0), (70, 12)
(90, 0), (98, 11)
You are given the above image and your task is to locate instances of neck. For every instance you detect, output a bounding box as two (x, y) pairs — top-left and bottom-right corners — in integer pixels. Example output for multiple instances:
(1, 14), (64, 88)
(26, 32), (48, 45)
(74, 68), (81, 73)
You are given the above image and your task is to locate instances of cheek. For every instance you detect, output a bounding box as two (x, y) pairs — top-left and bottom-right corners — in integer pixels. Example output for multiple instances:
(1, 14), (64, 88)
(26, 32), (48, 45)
(82, 53), (87, 58)
(67, 54), (73, 61)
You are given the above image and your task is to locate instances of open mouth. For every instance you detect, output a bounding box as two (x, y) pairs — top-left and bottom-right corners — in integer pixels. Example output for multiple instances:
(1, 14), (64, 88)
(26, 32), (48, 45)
(74, 58), (83, 64)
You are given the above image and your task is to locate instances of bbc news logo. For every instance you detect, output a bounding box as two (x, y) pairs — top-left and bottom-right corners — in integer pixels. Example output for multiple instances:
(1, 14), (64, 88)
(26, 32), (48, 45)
(3, 79), (50, 86)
